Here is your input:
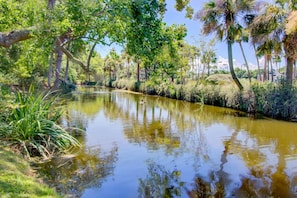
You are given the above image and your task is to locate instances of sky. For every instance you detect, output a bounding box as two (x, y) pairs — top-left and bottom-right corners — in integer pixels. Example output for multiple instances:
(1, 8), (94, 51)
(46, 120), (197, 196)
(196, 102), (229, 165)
(97, 0), (267, 69)
(163, 0), (260, 69)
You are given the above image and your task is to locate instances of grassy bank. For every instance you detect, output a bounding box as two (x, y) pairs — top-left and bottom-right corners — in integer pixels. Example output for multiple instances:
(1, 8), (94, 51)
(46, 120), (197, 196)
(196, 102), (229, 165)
(0, 145), (60, 198)
(0, 84), (81, 197)
(104, 76), (297, 121)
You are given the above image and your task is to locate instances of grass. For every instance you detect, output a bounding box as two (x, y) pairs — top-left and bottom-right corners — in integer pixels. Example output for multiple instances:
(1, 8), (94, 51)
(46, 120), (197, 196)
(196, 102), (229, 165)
(0, 145), (61, 198)
(110, 76), (297, 120)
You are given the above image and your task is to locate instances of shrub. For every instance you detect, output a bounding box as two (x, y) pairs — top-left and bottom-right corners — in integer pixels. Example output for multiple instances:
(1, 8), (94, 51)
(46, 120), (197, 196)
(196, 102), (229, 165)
(252, 81), (297, 119)
(0, 86), (80, 158)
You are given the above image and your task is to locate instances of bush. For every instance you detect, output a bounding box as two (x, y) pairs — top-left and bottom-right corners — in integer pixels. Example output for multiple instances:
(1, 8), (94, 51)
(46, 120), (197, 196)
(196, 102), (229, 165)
(252, 81), (297, 119)
(106, 76), (297, 120)
(0, 86), (80, 158)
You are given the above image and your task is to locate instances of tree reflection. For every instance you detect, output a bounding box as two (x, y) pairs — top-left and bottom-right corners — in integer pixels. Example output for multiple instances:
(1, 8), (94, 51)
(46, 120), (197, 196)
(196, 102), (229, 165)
(138, 161), (226, 198)
(68, 93), (106, 118)
(139, 156), (297, 198)
(35, 145), (118, 197)
(64, 90), (297, 197)
(138, 161), (184, 198)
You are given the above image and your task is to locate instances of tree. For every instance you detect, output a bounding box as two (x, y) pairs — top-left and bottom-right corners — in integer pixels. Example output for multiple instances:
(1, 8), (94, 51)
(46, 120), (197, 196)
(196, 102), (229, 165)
(250, 1), (297, 84)
(195, 0), (257, 90)
(125, 0), (166, 83)
(142, 24), (187, 83)
(0, 0), (164, 88)
(104, 49), (120, 83)
(234, 25), (252, 83)
(199, 38), (217, 77)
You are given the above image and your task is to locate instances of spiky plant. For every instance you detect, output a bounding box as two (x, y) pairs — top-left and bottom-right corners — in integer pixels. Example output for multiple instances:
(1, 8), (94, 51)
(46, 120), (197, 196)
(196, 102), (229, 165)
(0, 86), (80, 158)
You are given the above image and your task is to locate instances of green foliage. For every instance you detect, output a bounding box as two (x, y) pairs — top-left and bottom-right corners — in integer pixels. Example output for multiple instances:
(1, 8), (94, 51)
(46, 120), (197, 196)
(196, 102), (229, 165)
(114, 79), (137, 91)
(0, 86), (80, 158)
(252, 81), (297, 119)
(0, 0), (46, 31)
(206, 74), (233, 85)
(126, 0), (166, 62)
(110, 75), (297, 120)
(139, 80), (157, 95)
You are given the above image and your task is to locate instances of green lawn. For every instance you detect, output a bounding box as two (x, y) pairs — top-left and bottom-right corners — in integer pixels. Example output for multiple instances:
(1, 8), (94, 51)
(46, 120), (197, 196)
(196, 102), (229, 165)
(0, 145), (61, 198)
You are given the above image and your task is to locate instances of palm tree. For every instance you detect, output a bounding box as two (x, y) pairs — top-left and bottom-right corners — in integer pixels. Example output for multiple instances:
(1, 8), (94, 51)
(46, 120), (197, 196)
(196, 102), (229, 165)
(255, 39), (282, 82)
(234, 25), (252, 83)
(196, 0), (257, 90)
(286, 10), (297, 35)
(250, 2), (297, 84)
(121, 50), (132, 79)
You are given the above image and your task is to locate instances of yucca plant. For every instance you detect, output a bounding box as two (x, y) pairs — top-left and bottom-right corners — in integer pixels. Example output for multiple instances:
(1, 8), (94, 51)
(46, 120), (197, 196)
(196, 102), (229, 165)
(0, 86), (80, 158)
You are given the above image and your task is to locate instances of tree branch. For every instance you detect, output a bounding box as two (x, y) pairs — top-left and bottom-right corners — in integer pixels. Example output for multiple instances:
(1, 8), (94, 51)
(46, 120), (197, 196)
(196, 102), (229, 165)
(0, 29), (32, 48)
(60, 46), (89, 72)
(55, 38), (89, 72)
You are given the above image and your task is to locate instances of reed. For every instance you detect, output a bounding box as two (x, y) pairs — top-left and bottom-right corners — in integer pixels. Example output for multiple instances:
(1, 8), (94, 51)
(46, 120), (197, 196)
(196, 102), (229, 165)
(110, 77), (297, 120)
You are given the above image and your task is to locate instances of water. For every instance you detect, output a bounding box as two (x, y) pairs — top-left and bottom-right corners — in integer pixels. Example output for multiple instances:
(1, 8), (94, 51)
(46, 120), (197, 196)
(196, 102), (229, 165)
(40, 87), (297, 197)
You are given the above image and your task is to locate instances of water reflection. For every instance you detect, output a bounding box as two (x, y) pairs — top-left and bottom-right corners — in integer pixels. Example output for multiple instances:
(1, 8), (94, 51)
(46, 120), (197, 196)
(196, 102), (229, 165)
(42, 87), (297, 197)
(138, 161), (184, 198)
(36, 145), (118, 197)
(139, 160), (296, 198)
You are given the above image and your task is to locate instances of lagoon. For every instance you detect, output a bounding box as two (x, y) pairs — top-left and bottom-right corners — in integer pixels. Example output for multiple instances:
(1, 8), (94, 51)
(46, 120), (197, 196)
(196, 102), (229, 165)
(40, 87), (297, 197)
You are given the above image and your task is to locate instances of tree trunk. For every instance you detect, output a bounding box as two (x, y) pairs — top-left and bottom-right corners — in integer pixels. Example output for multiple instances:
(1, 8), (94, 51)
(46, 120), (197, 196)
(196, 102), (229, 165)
(56, 39), (88, 72)
(137, 61), (140, 83)
(227, 40), (243, 90)
(253, 43), (262, 82)
(263, 55), (267, 81)
(48, 51), (53, 87)
(87, 41), (97, 81)
(270, 58), (273, 82)
(284, 34), (295, 85)
(239, 42), (251, 83)
(47, 0), (56, 9)
(267, 56), (270, 81)
(64, 57), (69, 81)
(286, 57), (294, 85)
(53, 48), (63, 89)
(293, 60), (296, 79)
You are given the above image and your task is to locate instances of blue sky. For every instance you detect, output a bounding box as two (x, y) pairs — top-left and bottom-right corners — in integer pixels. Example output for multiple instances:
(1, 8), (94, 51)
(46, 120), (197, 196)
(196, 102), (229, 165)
(163, 0), (260, 69)
(97, 0), (263, 69)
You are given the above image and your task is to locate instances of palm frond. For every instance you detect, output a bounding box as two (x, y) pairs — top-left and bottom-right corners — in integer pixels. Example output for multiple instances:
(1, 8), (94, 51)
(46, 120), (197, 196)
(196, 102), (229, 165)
(286, 10), (297, 35)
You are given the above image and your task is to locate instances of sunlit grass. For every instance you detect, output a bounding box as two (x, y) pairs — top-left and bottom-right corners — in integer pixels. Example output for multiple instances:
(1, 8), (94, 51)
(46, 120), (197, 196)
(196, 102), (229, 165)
(112, 76), (297, 120)
(0, 145), (61, 198)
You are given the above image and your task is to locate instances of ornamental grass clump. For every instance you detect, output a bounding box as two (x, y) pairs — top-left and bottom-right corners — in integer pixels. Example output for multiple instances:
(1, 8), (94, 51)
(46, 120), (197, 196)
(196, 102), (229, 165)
(0, 86), (80, 158)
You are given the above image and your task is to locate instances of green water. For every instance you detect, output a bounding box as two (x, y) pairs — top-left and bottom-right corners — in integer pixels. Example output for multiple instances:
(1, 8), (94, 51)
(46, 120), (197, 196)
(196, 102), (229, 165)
(40, 87), (297, 197)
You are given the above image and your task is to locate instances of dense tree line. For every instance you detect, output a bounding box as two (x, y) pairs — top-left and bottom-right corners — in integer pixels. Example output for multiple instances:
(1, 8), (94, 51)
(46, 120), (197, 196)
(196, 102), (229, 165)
(0, 0), (296, 90)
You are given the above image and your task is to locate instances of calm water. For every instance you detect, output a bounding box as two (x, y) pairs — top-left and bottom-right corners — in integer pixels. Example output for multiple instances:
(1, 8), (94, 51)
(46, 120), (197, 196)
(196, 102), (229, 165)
(40, 87), (297, 198)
